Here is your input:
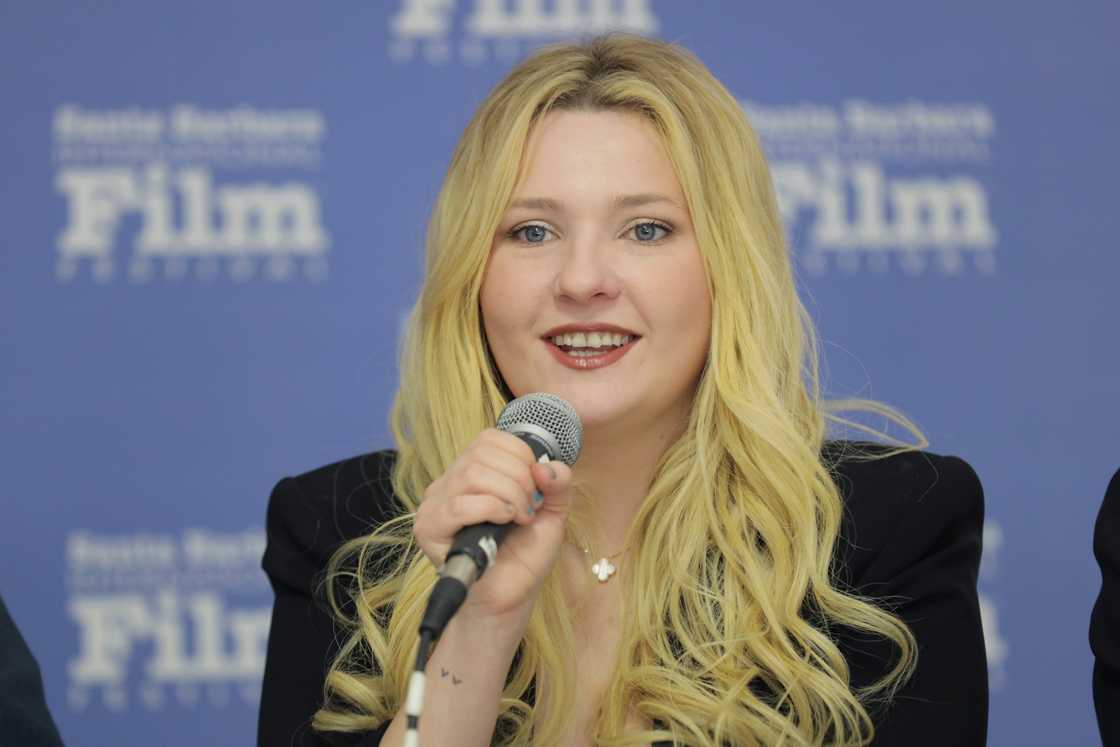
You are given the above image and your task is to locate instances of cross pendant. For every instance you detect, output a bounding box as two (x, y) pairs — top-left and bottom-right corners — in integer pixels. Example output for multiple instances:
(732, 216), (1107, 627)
(592, 558), (616, 582)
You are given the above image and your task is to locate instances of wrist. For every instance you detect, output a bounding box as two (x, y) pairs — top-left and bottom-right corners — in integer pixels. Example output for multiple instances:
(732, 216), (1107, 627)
(452, 600), (534, 646)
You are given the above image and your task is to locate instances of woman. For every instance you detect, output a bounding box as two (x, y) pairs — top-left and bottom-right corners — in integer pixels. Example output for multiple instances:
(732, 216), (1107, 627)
(259, 34), (987, 746)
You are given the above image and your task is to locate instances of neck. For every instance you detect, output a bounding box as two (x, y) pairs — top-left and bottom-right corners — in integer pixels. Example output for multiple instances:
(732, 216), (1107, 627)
(570, 411), (688, 554)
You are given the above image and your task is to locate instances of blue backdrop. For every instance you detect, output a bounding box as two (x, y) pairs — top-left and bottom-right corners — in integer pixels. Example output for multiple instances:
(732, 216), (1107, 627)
(2, 2), (1116, 745)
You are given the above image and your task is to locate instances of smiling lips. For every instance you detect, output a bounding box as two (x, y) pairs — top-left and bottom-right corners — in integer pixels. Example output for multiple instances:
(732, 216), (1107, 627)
(541, 324), (640, 370)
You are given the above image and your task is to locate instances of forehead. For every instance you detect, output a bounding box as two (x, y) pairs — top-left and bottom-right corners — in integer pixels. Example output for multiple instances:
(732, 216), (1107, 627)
(512, 108), (685, 204)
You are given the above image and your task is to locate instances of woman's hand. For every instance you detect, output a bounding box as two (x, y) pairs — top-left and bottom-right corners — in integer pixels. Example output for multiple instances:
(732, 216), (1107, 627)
(413, 428), (573, 623)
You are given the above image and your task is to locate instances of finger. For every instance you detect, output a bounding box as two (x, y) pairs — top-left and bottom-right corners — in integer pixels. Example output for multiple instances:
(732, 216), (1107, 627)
(477, 428), (536, 466)
(448, 462), (536, 518)
(418, 493), (521, 542)
(530, 461), (572, 509)
(532, 460), (570, 490)
(467, 443), (537, 499)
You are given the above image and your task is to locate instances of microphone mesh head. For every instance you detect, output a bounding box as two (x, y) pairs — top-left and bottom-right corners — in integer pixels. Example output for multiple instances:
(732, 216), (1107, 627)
(497, 393), (583, 466)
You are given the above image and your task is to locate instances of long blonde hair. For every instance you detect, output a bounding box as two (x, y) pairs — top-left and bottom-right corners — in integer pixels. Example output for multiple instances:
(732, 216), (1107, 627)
(314, 34), (921, 746)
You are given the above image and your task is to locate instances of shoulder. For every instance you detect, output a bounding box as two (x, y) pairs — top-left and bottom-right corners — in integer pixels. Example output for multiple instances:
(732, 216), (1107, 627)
(0, 596), (64, 746)
(1091, 467), (1120, 742)
(1094, 467), (1120, 561)
(823, 441), (985, 592)
(823, 442), (989, 742)
(262, 450), (401, 594)
(1092, 468), (1120, 586)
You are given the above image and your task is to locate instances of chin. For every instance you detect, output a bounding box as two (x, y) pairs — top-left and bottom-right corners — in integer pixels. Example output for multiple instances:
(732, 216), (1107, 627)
(545, 385), (641, 433)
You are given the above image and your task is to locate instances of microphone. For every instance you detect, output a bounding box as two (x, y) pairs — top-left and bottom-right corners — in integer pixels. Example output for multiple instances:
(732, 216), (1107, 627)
(418, 393), (582, 638)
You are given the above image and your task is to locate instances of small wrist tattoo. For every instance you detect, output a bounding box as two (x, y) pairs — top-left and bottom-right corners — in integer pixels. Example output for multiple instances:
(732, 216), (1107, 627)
(439, 667), (463, 685)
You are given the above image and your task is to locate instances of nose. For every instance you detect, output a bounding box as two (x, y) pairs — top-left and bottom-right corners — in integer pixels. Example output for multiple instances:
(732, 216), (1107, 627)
(553, 234), (620, 304)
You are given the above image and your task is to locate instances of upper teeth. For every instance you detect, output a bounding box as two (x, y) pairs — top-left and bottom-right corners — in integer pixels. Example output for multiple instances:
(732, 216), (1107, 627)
(551, 332), (632, 348)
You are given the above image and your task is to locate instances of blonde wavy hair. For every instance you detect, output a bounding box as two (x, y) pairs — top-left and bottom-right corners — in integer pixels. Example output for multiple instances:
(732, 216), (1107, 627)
(314, 34), (923, 746)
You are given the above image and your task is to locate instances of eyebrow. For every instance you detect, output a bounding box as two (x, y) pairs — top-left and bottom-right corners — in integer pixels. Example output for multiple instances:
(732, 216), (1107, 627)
(507, 193), (685, 212)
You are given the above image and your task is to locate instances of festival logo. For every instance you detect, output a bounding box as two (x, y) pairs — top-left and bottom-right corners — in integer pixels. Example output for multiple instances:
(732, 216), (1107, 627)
(52, 104), (330, 284)
(66, 529), (271, 711)
(389, 0), (659, 64)
(748, 99), (997, 275)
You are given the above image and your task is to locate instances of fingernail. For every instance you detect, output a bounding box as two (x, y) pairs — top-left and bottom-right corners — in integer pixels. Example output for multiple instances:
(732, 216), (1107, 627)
(532, 490), (544, 504)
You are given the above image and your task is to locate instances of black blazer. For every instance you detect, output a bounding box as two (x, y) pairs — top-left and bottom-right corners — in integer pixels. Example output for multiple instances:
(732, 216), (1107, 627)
(1092, 468), (1120, 746)
(258, 444), (988, 746)
(0, 594), (65, 747)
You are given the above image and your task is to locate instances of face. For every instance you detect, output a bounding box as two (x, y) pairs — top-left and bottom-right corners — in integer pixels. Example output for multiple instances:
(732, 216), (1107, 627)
(480, 108), (712, 438)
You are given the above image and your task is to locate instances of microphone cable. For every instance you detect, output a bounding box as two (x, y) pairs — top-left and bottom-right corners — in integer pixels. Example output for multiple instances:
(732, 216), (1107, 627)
(404, 556), (477, 746)
(403, 629), (434, 747)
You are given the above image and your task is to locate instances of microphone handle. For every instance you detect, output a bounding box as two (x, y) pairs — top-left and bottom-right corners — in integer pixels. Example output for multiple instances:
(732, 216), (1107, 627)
(445, 521), (513, 575)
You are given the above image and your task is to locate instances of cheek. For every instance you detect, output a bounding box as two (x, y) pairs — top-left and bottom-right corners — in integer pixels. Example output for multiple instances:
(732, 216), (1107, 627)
(655, 255), (712, 346)
(479, 257), (533, 351)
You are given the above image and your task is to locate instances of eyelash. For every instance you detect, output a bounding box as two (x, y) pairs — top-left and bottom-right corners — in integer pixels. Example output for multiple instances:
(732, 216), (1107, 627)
(506, 220), (673, 245)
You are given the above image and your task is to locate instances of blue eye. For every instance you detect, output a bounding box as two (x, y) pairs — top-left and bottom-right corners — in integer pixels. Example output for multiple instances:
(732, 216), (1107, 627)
(509, 224), (552, 244)
(631, 221), (671, 242)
